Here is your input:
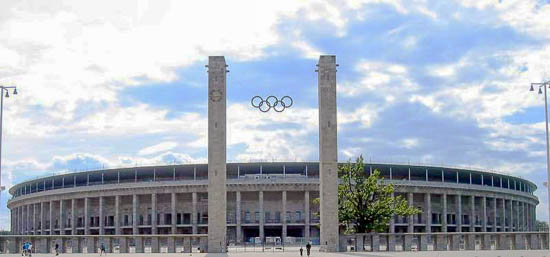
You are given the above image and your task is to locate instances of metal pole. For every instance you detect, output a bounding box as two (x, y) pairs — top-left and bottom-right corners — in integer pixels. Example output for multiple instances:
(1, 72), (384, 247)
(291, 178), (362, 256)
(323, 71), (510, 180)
(544, 84), (550, 239)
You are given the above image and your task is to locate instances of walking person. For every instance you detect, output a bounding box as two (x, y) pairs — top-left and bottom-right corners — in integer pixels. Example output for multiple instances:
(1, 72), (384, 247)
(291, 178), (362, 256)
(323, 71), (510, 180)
(306, 242), (311, 257)
(28, 242), (32, 257)
(299, 246), (303, 256)
(21, 242), (27, 256)
(100, 242), (106, 256)
(54, 243), (59, 256)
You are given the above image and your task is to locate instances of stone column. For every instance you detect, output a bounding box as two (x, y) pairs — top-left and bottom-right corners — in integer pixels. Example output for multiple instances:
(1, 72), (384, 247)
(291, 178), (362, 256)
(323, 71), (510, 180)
(425, 193), (431, 233)
(502, 198), (506, 232)
(25, 204), (29, 234)
(132, 194), (138, 234)
(521, 202), (527, 231)
(492, 197), (497, 231)
(318, 55), (339, 251)
(84, 197), (90, 235)
(457, 195), (462, 232)
(71, 199), (76, 235)
(509, 199), (514, 231)
(99, 197), (104, 235)
(33, 203), (37, 234)
(60, 200), (65, 234)
(482, 196), (487, 232)
(236, 191), (242, 243)
(470, 196), (475, 231)
(41, 202), (45, 235)
(20, 206), (24, 234)
(115, 196), (120, 235)
(32, 203), (36, 234)
(50, 200), (54, 234)
(442, 193), (447, 232)
(515, 201), (520, 232)
(11, 208), (15, 234)
(151, 193), (157, 234)
(259, 191), (265, 240)
(408, 192), (414, 233)
(192, 192), (198, 234)
(282, 191), (287, 241)
(207, 56), (228, 253)
(171, 192), (177, 234)
(304, 191), (310, 242)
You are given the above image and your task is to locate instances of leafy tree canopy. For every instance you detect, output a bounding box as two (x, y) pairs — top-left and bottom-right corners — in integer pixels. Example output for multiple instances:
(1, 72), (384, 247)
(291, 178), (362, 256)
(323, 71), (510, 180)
(338, 155), (421, 233)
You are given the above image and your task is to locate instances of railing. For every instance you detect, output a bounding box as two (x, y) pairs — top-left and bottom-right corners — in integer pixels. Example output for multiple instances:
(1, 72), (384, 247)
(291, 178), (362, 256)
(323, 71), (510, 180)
(341, 232), (549, 252)
(0, 234), (208, 254)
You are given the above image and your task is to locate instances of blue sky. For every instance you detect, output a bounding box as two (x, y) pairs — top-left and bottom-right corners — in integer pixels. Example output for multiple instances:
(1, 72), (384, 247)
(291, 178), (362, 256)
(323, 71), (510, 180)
(1, 0), (550, 230)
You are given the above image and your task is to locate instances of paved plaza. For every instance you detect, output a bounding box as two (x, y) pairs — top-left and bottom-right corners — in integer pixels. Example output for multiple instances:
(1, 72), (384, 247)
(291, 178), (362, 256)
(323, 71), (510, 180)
(2, 252), (550, 257)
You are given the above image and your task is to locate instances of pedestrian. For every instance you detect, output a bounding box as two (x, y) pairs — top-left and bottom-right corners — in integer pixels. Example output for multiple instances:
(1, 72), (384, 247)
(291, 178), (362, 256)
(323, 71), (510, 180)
(55, 243), (59, 256)
(299, 246), (303, 256)
(100, 242), (106, 256)
(306, 242), (311, 257)
(28, 242), (32, 257)
(21, 242), (27, 256)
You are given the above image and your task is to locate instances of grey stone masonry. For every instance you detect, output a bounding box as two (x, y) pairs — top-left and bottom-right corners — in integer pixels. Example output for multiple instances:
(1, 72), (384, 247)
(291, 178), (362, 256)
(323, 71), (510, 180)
(207, 56), (227, 253)
(282, 191), (287, 240)
(305, 191), (310, 242)
(115, 195), (120, 235)
(318, 55), (339, 252)
(60, 200), (65, 234)
(457, 195), (462, 232)
(425, 193), (431, 232)
(99, 197), (104, 235)
(71, 199), (76, 235)
(442, 193), (447, 232)
(192, 192), (197, 234)
(133, 194), (138, 234)
(171, 192), (176, 234)
(152, 193), (157, 234)
(236, 191), (242, 243)
(85, 198), (90, 234)
(259, 191), (264, 240)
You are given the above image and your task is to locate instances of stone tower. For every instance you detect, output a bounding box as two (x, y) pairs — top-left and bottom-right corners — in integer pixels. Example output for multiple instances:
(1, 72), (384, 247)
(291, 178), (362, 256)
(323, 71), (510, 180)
(318, 55), (339, 251)
(207, 56), (227, 253)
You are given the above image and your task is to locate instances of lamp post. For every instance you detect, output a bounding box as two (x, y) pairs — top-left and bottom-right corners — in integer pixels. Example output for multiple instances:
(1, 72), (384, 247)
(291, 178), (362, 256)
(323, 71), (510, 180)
(0, 86), (17, 203)
(530, 81), (550, 236)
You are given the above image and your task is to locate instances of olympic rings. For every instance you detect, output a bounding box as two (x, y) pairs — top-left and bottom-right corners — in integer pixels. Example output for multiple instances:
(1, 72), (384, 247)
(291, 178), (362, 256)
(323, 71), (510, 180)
(251, 95), (293, 112)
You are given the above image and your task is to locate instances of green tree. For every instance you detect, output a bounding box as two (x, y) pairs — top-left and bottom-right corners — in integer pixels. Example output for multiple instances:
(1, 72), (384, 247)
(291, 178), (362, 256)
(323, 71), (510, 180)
(338, 155), (421, 233)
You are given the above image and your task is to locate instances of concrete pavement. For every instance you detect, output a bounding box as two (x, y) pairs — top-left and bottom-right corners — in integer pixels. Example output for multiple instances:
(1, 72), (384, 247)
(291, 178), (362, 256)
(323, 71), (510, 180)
(3, 251), (550, 257)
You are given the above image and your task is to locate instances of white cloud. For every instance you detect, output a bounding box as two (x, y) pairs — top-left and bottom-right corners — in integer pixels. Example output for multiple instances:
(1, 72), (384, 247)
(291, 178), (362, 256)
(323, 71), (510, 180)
(227, 103), (318, 162)
(138, 141), (178, 156)
(460, 0), (550, 39)
(339, 60), (416, 97)
(401, 138), (419, 149)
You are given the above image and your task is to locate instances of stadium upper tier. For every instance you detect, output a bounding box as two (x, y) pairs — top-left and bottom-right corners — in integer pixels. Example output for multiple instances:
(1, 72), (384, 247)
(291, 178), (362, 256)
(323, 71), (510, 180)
(9, 162), (536, 199)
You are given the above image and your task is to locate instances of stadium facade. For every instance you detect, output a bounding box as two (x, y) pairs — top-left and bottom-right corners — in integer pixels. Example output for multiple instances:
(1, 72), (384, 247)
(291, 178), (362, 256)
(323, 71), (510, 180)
(4, 55), (541, 252)
(7, 162), (539, 244)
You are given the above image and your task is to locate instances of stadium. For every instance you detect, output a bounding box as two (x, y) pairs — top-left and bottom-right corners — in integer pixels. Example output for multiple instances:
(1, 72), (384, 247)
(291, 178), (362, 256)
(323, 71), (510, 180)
(7, 162), (539, 244)
(2, 56), (542, 253)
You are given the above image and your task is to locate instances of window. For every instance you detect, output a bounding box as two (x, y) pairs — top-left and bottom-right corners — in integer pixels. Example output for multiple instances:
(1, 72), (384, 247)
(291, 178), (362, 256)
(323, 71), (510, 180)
(165, 214), (172, 225)
(255, 212), (260, 223)
(245, 211), (250, 223)
(265, 211), (270, 222)
(124, 215), (129, 226)
(295, 211), (301, 222)
(286, 211), (291, 223)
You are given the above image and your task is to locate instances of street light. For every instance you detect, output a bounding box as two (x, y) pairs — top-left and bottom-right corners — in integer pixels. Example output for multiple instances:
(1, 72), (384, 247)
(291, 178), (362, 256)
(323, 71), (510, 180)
(530, 81), (550, 234)
(0, 85), (17, 203)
